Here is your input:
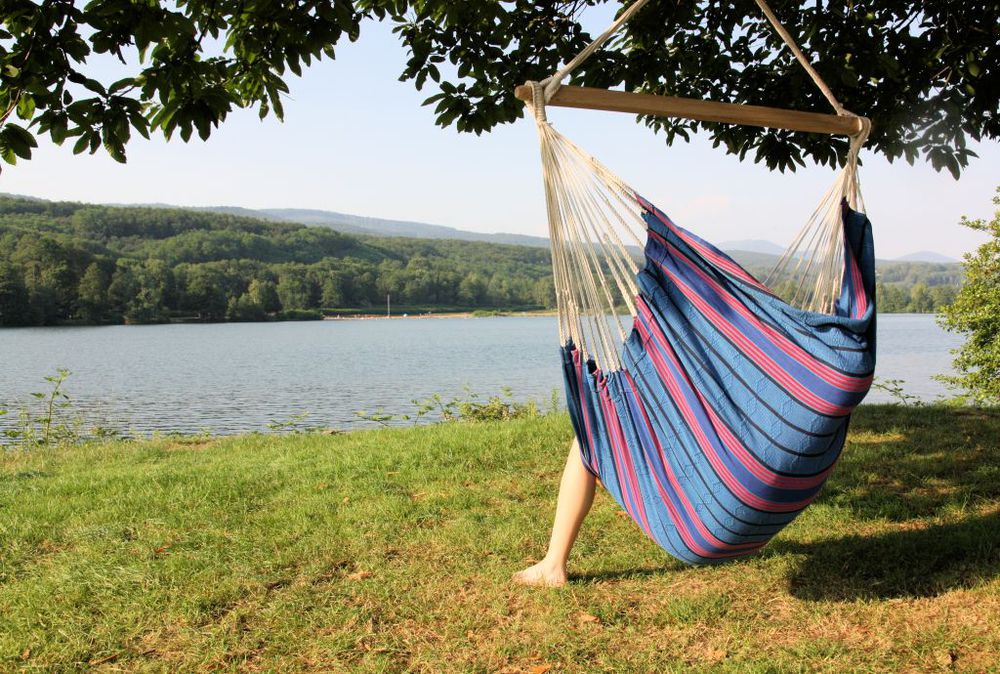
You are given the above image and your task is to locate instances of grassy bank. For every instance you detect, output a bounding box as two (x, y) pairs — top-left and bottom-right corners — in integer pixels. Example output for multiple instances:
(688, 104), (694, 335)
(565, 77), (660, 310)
(2, 406), (999, 672)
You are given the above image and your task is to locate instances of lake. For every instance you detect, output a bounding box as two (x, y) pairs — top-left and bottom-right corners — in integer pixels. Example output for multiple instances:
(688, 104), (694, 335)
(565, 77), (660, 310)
(1, 314), (962, 437)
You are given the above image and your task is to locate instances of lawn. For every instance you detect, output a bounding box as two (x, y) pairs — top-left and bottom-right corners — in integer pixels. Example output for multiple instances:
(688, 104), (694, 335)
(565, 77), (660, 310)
(2, 406), (999, 672)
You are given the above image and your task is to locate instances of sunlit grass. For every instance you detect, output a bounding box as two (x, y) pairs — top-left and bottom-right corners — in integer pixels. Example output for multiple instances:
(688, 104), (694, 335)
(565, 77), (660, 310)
(2, 407), (999, 672)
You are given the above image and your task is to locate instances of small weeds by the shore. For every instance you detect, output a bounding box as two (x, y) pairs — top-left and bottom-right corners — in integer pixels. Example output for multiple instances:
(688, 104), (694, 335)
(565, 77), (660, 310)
(1, 369), (84, 449)
(355, 386), (561, 426)
(871, 377), (923, 406)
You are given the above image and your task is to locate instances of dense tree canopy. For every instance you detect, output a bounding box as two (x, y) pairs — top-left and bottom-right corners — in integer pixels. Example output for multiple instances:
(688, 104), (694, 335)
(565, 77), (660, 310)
(0, 1), (996, 175)
(0, 196), (559, 325)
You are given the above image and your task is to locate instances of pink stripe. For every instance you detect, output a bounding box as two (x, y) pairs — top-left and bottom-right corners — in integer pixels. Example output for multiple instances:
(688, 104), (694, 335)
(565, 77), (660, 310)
(636, 303), (816, 512)
(623, 370), (764, 557)
(595, 377), (637, 524)
(596, 375), (652, 537)
(651, 229), (871, 394)
(638, 195), (774, 295)
(636, 315), (776, 510)
(600, 377), (653, 536)
(849, 253), (867, 318)
(644, 259), (852, 416)
(697, 394), (832, 490)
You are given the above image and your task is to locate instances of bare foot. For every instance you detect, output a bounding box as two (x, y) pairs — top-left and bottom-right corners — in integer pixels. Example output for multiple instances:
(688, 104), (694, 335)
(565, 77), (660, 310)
(512, 559), (567, 588)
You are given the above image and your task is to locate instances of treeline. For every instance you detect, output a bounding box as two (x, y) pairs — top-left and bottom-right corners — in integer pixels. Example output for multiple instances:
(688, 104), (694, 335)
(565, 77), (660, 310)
(875, 281), (958, 313)
(740, 261), (962, 315)
(0, 196), (963, 326)
(0, 197), (554, 325)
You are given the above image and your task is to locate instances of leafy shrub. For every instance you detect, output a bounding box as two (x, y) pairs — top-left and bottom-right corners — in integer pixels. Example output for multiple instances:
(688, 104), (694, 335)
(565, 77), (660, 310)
(937, 187), (1000, 405)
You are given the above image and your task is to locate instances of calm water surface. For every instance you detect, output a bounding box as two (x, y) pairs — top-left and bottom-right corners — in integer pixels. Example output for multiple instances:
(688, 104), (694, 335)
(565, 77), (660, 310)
(1, 314), (961, 436)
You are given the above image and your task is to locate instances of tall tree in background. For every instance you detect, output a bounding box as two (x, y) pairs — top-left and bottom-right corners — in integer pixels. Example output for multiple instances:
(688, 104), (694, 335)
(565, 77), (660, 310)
(76, 261), (110, 322)
(0, 261), (29, 325)
(277, 269), (317, 311)
(248, 278), (281, 314)
(1, 1), (996, 176)
(938, 187), (1000, 404)
(179, 264), (228, 320)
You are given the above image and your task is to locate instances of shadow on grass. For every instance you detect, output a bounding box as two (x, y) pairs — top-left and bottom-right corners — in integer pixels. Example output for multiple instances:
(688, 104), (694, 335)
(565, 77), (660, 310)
(777, 509), (1000, 600)
(821, 405), (1000, 521)
(779, 405), (1000, 600)
(570, 566), (671, 584)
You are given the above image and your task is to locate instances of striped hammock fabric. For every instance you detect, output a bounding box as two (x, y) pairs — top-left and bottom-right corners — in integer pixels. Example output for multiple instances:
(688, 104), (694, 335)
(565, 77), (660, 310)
(561, 196), (876, 564)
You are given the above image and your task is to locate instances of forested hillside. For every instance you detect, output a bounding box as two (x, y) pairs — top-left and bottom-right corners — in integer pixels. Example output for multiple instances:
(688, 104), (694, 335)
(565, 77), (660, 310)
(0, 196), (962, 326)
(0, 197), (554, 325)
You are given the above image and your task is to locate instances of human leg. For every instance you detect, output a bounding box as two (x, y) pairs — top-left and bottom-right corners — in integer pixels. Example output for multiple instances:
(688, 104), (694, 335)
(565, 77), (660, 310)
(512, 438), (596, 587)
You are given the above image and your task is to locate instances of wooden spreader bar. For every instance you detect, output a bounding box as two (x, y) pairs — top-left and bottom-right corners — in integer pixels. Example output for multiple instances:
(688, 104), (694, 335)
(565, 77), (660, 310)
(514, 84), (864, 136)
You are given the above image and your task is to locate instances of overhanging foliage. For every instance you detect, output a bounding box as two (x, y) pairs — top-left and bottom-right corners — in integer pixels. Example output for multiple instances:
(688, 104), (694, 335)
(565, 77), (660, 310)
(0, 1), (996, 176)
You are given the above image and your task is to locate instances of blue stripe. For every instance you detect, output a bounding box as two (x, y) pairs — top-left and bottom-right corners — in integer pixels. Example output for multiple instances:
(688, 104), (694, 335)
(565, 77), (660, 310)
(560, 196), (877, 566)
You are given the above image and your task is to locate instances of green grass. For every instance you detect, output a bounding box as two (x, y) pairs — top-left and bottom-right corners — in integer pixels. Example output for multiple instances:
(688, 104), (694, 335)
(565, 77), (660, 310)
(2, 406), (999, 672)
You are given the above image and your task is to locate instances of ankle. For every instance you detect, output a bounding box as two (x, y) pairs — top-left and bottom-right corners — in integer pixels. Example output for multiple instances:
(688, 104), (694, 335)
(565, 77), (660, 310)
(541, 554), (568, 571)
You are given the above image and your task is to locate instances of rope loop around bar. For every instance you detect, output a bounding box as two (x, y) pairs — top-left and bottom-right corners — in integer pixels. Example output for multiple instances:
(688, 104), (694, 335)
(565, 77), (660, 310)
(529, 80), (547, 122)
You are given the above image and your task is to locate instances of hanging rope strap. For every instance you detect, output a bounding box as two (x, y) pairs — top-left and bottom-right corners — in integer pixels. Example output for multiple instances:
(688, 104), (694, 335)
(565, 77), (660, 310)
(751, 0), (855, 119)
(540, 0), (654, 101)
(523, 0), (876, 369)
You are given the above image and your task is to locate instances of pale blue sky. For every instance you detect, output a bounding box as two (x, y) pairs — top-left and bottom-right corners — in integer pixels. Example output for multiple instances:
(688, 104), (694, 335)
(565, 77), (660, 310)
(2, 12), (997, 259)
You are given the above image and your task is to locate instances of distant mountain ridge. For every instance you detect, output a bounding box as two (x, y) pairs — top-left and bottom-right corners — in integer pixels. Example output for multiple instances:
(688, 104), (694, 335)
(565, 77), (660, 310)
(197, 205), (552, 249)
(716, 239), (958, 265)
(715, 239), (787, 256)
(0, 192), (961, 263)
(893, 251), (958, 263)
(146, 205), (970, 265)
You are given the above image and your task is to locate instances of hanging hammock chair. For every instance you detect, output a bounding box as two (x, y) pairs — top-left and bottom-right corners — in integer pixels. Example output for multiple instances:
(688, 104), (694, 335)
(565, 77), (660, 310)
(520, 0), (876, 564)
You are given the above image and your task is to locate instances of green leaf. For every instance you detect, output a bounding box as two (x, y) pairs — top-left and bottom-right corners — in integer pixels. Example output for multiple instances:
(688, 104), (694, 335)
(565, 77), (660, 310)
(72, 134), (90, 155)
(194, 116), (211, 141)
(15, 96), (35, 120)
(103, 139), (127, 163)
(50, 122), (68, 145)
(109, 77), (137, 94)
(1, 125), (36, 160)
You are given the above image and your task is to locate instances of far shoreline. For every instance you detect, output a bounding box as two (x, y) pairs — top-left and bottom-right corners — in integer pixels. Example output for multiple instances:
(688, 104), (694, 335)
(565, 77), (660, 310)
(323, 309), (558, 321)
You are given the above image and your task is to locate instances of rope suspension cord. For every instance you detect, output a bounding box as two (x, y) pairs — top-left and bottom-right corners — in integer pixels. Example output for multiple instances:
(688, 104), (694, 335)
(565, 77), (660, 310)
(539, 0), (654, 102)
(540, 0), (845, 114)
(751, 0), (847, 117)
(523, 0), (874, 369)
